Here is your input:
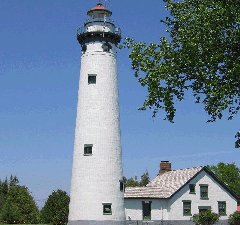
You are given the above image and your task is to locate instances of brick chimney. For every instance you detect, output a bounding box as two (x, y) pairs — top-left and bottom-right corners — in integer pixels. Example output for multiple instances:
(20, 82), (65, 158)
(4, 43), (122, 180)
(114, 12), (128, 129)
(159, 161), (171, 175)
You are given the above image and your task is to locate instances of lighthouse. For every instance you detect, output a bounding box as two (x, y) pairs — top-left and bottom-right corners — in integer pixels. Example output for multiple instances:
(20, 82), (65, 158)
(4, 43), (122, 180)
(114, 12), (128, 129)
(68, 3), (125, 225)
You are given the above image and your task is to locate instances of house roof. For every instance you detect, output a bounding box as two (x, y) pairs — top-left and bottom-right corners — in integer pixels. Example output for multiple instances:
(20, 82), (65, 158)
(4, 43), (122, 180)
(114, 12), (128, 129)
(125, 166), (202, 199)
(124, 166), (239, 200)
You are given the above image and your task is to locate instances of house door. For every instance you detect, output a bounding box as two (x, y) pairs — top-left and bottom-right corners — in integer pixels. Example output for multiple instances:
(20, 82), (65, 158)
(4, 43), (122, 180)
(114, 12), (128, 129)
(142, 201), (152, 221)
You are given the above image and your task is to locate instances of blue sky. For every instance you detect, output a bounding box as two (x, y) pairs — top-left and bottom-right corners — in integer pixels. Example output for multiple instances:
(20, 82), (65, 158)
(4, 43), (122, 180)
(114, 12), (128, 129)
(0, 0), (239, 207)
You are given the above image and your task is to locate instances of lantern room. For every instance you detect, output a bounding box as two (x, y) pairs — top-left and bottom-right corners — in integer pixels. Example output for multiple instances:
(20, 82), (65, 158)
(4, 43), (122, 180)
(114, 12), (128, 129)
(77, 3), (121, 46)
(87, 3), (112, 18)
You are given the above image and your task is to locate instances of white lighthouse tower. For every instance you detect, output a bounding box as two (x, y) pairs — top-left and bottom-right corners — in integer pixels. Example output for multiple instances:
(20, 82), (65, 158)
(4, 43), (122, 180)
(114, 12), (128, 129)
(68, 3), (125, 225)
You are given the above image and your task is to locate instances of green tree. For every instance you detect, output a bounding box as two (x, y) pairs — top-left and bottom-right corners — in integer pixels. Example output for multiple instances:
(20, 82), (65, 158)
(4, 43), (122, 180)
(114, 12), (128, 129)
(0, 175), (20, 221)
(41, 189), (70, 225)
(124, 171), (150, 187)
(124, 177), (139, 187)
(139, 171), (150, 186)
(123, 0), (240, 147)
(1, 185), (39, 224)
(208, 162), (240, 196)
(229, 211), (240, 225)
(236, 132), (240, 148)
(0, 178), (9, 211)
(9, 175), (19, 187)
(192, 210), (219, 225)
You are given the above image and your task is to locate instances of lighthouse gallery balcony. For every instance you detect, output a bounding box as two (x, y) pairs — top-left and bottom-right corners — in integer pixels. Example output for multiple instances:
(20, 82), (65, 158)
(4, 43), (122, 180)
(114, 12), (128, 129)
(77, 18), (121, 45)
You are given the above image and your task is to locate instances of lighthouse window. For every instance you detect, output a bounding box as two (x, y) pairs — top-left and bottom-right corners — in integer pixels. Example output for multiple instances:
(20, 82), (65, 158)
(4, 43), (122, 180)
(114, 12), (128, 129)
(102, 43), (112, 52)
(119, 180), (124, 192)
(103, 203), (112, 215)
(84, 144), (93, 155)
(81, 44), (87, 53)
(88, 74), (96, 84)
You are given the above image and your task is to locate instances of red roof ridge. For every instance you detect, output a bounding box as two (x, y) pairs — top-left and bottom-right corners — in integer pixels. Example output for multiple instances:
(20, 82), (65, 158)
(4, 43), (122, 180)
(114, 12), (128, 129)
(88, 3), (112, 15)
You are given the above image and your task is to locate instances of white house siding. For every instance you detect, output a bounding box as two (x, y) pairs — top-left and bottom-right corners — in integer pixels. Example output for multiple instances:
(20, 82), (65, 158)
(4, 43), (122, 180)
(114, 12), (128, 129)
(125, 199), (169, 221)
(168, 170), (237, 221)
(124, 170), (237, 225)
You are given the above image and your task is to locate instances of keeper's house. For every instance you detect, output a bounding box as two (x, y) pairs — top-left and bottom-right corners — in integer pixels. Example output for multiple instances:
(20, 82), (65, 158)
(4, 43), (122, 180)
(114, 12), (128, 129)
(124, 161), (239, 225)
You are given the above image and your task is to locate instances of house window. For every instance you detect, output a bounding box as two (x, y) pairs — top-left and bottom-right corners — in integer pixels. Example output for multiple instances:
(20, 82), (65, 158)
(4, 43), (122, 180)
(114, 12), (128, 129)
(84, 144), (93, 155)
(189, 184), (196, 194)
(198, 206), (211, 213)
(103, 203), (112, 215)
(200, 185), (209, 199)
(88, 74), (96, 84)
(183, 201), (192, 216)
(142, 201), (151, 220)
(119, 180), (124, 192)
(218, 201), (226, 216)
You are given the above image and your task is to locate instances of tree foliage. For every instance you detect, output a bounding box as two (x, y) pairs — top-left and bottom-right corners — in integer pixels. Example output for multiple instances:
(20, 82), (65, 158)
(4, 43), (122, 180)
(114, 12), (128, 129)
(192, 210), (219, 225)
(139, 171), (150, 186)
(235, 131), (240, 148)
(1, 185), (39, 224)
(0, 179), (9, 212)
(9, 175), (19, 187)
(0, 175), (21, 219)
(229, 211), (240, 225)
(208, 162), (240, 197)
(41, 189), (70, 225)
(124, 171), (150, 187)
(123, 0), (240, 147)
(124, 177), (140, 187)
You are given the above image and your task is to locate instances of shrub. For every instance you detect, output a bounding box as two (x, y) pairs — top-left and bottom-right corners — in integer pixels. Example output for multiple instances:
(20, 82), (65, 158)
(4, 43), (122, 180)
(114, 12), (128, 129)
(192, 210), (219, 225)
(41, 189), (70, 225)
(229, 211), (240, 225)
(1, 185), (39, 224)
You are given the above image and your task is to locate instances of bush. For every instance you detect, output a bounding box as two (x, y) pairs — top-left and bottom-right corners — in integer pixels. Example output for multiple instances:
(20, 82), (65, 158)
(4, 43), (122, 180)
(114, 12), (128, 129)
(229, 211), (240, 225)
(192, 210), (219, 225)
(41, 189), (70, 225)
(1, 185), (40, 224)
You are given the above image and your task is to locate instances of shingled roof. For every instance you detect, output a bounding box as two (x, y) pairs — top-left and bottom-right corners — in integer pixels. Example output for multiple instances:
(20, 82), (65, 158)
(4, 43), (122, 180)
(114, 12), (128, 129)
(124, 166), (203, 199)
